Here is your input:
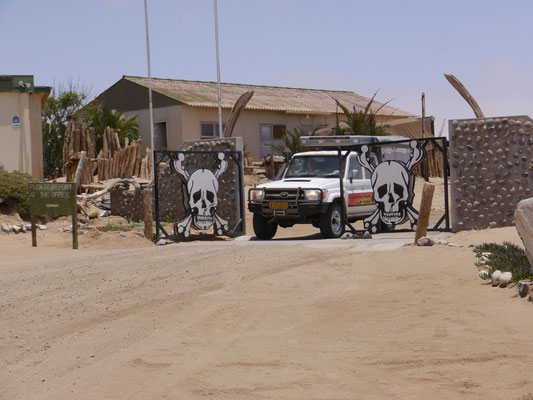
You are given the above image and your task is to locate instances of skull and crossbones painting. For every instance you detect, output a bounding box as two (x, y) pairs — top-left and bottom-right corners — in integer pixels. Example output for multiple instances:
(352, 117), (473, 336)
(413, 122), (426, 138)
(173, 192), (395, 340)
(170, 152), (229, 237)
(357, 141), (425, 233)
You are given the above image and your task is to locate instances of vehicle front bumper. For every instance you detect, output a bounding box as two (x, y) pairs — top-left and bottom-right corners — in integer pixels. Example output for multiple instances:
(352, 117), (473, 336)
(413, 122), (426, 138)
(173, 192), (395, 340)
(248, 201), (329, 219)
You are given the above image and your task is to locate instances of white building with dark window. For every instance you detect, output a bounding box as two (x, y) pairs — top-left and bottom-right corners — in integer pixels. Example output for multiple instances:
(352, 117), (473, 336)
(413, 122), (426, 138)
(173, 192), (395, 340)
(97, 76), (415, 159)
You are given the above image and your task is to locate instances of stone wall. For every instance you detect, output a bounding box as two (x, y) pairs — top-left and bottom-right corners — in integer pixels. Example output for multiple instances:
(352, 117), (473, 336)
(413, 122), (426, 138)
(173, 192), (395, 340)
(450, 116), (533, 231)
(110, 188), (144, 222)
(110, 137), (245, 236)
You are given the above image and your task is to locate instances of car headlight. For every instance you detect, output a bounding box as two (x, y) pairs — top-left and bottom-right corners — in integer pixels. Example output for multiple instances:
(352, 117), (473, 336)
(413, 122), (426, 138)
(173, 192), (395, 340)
(249, 189), (264, 201)
(304, 189), (321, 201)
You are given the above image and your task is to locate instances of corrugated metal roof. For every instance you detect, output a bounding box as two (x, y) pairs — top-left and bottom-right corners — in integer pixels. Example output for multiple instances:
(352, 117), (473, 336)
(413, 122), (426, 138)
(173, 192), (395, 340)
(123, 76), (414, 117)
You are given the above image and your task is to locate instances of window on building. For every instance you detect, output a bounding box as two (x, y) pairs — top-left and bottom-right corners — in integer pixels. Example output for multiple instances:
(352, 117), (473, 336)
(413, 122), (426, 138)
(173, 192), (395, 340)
(260, 124), (286, 157)
(154, 122), (167, 150)
(201, 122), (226, 137)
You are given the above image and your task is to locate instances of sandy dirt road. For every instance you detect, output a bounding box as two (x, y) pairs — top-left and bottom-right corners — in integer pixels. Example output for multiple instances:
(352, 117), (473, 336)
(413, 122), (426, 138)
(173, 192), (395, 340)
(1, 227), (533, 400)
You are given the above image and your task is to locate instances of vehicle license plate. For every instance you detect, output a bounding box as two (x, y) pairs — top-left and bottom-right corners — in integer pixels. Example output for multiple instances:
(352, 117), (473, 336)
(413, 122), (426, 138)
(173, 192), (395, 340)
(269, 201), (288, 209)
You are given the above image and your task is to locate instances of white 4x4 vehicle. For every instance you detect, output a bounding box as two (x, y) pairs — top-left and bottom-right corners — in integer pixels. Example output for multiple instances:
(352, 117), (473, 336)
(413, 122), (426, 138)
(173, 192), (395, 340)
(248, 135), (409, 239)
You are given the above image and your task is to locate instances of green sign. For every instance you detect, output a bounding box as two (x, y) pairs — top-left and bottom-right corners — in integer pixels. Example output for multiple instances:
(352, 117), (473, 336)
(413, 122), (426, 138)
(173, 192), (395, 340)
(29, 183), (76, 216)
(28, 182), (78, 249)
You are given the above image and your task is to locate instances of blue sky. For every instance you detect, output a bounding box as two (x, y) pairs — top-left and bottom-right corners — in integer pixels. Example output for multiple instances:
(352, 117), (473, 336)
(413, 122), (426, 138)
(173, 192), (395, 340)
(2, 0), (533, 133)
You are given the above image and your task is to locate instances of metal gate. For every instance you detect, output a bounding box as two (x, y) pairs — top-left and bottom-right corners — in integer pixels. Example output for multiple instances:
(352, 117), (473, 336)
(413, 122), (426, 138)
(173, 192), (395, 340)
(153, 150), (245, 241)
(325, 137), (450, 234)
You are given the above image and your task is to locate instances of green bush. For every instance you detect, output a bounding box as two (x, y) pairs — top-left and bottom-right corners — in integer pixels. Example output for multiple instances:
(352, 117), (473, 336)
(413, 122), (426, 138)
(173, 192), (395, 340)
(474, 242), (532, 281)
(0, 170), (39, 217)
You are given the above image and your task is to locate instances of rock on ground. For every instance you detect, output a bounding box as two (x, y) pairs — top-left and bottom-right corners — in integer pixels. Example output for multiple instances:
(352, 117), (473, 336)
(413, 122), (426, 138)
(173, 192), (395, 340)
(417, 237), (434, 246)
(515, 197), (533, 269)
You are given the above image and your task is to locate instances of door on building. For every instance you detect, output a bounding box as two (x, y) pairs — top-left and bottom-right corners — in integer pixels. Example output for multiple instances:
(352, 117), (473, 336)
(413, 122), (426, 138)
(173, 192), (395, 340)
(154, 122), (167, 150)
(260, 125), (285, 157)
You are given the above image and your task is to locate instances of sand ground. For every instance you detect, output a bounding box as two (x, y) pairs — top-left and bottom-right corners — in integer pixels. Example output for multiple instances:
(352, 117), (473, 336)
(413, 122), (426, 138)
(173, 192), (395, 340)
(1, 177), (533, 399)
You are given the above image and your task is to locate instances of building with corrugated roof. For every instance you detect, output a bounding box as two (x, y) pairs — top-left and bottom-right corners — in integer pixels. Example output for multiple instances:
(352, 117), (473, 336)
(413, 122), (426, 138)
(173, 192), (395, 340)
(0, 75), (50, 179)
(97, 76), (415, 159)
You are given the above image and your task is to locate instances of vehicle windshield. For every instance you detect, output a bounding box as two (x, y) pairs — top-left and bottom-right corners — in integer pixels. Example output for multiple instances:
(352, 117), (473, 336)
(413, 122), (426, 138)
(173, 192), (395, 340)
(284, 155), (342, 178)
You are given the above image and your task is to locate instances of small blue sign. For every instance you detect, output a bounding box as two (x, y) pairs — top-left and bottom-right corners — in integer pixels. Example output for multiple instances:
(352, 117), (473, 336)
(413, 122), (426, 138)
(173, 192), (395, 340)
(12, 115), (20, 127)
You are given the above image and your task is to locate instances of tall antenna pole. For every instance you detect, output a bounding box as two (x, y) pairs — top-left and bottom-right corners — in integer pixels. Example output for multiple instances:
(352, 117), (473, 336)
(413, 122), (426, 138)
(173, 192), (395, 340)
(214, 0), (223, 137)
(144, 0), (155, 180)
(421, 92), (426, 139)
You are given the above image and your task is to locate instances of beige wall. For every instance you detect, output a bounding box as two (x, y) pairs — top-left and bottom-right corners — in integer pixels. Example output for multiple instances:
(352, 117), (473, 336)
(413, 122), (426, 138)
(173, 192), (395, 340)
(179, 106), (336, 159)
(0, 92), (44, 179)
(125, 104), (182, 153)
(127, 105), (405, 159)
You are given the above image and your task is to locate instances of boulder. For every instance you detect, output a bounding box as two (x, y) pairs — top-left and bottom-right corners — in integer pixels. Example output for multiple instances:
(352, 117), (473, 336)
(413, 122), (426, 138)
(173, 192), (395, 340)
(12, 225), (21, 234)
(1, 223), (12, 233)
(362, 231), (372, 239)
(515, 198), (533, 270)
(518, 281), (530, 298)
(417, 237), (434, 246)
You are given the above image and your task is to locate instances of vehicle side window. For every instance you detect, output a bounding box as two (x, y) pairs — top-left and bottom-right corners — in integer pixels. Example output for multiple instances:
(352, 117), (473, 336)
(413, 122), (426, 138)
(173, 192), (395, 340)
(347, 157), (363, 179)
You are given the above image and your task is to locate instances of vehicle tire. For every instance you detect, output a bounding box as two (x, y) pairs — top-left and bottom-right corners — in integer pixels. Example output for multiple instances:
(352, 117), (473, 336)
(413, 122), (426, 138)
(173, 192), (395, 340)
(319, 202), (345, 238)
(252, 213), (278, 240)
(377, 220), (395, 233)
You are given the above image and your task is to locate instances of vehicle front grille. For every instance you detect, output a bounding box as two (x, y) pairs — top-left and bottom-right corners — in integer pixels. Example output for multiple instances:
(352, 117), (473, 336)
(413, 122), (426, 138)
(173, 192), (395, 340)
(263, 189), (301, 201)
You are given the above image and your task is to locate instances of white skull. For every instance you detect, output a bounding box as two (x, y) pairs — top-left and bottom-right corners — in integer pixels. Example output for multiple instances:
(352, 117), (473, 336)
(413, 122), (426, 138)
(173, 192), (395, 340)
(371, 161), (410, 225)
(187, 169), (219, 229)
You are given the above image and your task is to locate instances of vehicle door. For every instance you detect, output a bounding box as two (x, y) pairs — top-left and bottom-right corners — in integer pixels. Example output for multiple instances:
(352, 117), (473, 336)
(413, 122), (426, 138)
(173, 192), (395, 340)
(345, 155), (375, 217)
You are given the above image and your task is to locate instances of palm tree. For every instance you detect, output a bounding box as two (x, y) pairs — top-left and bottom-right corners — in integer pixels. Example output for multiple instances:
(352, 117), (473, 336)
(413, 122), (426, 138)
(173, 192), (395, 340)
(270, 125), (316, 157)
(91, 106), (139, 146)
(334, 92), (391, 136)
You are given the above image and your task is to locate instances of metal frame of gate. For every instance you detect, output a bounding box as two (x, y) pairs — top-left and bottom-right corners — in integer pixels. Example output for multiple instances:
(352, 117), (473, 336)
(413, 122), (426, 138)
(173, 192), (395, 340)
(153, 150), (245, 241)
(327, 136), (450, 234)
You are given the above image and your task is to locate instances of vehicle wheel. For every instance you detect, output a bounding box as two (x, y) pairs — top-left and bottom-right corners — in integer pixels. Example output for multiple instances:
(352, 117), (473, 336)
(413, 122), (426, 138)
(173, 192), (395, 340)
(377, 220), (395, 233)
(252, 213), (278, 240)
(319, 203), (345, 238)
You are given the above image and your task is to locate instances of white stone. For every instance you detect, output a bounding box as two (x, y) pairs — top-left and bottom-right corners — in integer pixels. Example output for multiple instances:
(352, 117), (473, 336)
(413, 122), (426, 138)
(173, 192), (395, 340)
(37, 224), (47, 230)
(118, 232), (127, 237)
(515, 197), (533, 270)
(1, 223), (12, 233)
(499, 271), (512, 286)
(341, 232), (354, 239)
(21, 225), (27, 233)
(478, 270), (489, 279)
(99, 210), (111, 217)
(434, 239), (449, 245)
(156, 239), (168, 246)
(491, 270), (502, 286)
(12, 225), (21, 234)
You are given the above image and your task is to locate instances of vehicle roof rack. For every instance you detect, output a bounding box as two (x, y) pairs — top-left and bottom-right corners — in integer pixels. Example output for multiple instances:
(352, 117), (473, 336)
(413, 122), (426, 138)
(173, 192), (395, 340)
(300, 135), (409, 148)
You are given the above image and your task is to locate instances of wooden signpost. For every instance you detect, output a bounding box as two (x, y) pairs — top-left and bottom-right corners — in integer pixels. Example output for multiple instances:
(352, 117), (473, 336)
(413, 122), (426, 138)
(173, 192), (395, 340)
(29, 183), (78, 249)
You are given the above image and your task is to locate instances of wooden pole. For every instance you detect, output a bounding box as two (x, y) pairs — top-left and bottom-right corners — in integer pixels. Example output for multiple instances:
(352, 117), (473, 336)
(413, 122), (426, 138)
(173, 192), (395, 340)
(74, 151), (87, 190)
(88, 127), (96, 158)
(143, 188), (153, 240)
(134, 140), (142, 177)
(414, 182), (435, 243)
(31, 216), (37, 247)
